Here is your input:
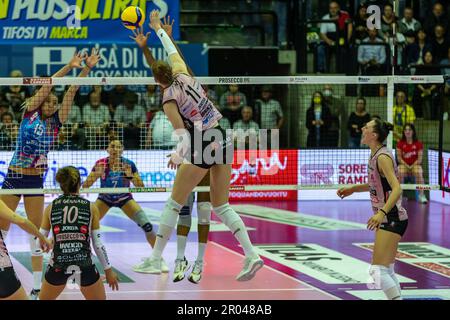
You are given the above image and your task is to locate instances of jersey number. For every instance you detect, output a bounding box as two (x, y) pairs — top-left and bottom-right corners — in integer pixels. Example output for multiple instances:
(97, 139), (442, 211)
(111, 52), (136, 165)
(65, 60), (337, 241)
(63, 206), (79, 224)
(185, 85), (201, 104)
(34, 124), (44, 136)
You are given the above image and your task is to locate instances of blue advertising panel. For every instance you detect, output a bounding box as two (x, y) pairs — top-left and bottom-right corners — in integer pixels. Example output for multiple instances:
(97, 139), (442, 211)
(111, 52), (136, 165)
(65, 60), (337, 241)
(0, 0), (180, 44)
(0, 43), (208, 77)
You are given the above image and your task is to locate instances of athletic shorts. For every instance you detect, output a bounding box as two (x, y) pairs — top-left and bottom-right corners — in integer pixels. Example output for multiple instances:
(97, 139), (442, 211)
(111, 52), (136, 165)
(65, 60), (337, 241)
(188, 126), (234, 169)
(380, 213), (408, 237)
(45, 264), (100, 287)
(0, 267), (22, 298)
(97, 195), (133, 208)
(2, 169), (44, 197)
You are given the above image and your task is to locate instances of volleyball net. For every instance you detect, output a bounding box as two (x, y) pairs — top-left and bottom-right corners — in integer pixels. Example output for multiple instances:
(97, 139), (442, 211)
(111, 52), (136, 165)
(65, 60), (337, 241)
(0, 75), (447, 201)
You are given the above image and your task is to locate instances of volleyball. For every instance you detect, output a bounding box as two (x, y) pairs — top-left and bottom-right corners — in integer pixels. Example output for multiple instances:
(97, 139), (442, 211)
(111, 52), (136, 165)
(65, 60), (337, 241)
(121, 6), (145, 30)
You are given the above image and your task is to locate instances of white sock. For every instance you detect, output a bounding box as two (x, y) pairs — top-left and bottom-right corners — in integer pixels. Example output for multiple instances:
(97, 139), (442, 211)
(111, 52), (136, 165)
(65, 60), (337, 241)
(33, 271), (42, 290)
(230, 220), (257, 258)
(152, 198), (182, 259)
(177, 235), (188, 260)
(197, 242), (207, 262)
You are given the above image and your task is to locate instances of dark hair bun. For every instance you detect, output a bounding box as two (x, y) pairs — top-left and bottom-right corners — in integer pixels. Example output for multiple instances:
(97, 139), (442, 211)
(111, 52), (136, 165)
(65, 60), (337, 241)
(383, 121), (394, 132)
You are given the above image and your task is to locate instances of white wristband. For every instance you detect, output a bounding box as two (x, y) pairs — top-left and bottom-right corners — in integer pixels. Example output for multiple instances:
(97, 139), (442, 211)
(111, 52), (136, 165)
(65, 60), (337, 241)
(156, 28), (178, 56)
(92, 229), (112, 270)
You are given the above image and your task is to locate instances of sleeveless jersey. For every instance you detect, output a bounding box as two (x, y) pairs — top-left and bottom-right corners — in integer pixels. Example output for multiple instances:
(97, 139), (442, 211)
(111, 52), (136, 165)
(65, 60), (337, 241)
(10, 109), (61, 169)
(49, 195), (93, 269)
(162, 73), (222, 131)
(0, 231), (12, 269)
(94, 157), (137, 203)
(368, 146), (408, 221)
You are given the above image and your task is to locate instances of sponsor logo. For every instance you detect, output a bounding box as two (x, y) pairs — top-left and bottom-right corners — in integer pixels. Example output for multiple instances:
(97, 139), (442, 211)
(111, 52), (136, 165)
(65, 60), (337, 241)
(62, 225), (78, 232)
(290, 77), (309, 83)
(80, 225), (88, 234)
(233, 205), (367, 230)
(358, 77), (370, 82)
(411, 77), (425, 81)
(254, 244), (415, 284)
(355, 243), (450, 278)
(56, 233), (86, 242)
(53, 225), (60, 234)
(218, 77), (250, 84)
(300, 164), (334, 184)
(33, 47), (77, 77)
(23, 77), (53, 85)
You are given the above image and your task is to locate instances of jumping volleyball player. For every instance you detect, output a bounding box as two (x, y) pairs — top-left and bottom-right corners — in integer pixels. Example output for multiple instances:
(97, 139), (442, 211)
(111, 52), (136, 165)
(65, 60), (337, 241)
(0, 48), (101, 299)
(134, 10), (263, 281)
(39, 166), (119, 300)
(82, 139), (170, 272)
(337, 119), (408, 300)
(130, 17), (213, 283)
(0, 201), (51, 300)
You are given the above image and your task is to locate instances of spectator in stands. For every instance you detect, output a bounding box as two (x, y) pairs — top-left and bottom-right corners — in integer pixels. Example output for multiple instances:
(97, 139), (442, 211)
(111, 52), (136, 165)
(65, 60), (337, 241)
(254, 86), (284, 130)
(63, 95), (86, 150)
(423, 2), (448, 36)
(414, 51), (441, 120)
(138, 85), (161, 123)
(219, 84), (247, 125)
(405, 29), (433, 67)
(441, 47), (450, 120)
(348, 97), (371, 148)
(430, 24), (450, 63)
(83, 91), (111, 149)
(322, 85), (343, 147)
(56, 124), (80, 151)
(219, 117), (232, 130)
(353, 4), (368, 43)
(378, 3), (397, 42)
(306, 91), (332, 148)
(317, 1), (352, 73)
(233, 106), (260, 148)
(0, 101), (14, 121)
(114, 92), (146, 149)
(4, 70), (30, 121)
(396, 123), (428, 203)
(358, 28), (387, 74)
(0, 112), (18, 151)
(108, 85), (132, 116)
(398, 7), (422, 35)
(393, 90), (416, 142)
(205, 85), (218, 106)
(145, 106), (176, 149)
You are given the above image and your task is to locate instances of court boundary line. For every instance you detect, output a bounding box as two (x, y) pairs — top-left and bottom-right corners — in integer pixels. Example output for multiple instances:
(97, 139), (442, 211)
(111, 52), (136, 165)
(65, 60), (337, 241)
(210, 241), (341, 300)
(61, 288), (319, 295)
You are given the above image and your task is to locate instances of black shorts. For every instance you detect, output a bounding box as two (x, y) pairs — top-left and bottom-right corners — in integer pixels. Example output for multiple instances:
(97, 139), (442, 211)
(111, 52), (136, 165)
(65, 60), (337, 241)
(45, 265), (100, 287)
(97, 195), (133, 208)
(188, 126), (234, 169)
(0, 267), (22, 298)
(1, 169), (44, 197)
(380, 214), (408, 236)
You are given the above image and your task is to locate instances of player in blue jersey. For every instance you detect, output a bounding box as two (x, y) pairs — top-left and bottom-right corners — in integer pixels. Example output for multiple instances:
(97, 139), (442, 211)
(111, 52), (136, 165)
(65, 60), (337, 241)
(0, 48), (101, 299)
(82, 139), (169, 272)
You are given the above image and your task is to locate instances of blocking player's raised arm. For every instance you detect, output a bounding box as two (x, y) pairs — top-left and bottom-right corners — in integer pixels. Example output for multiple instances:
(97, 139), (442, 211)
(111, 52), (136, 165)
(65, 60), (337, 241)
(149, 10), (188, 76)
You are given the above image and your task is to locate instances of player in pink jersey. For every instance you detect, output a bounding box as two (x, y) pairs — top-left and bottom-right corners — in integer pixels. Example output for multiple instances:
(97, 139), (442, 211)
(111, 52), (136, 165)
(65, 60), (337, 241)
(337, 118), (408, 300)
(134, 10), (263, 281)
(0, 200), (51, 300)
(0, 48), (101, 299)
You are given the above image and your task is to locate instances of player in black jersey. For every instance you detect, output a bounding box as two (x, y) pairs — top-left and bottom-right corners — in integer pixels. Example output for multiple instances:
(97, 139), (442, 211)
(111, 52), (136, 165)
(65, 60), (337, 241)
(39, 166), (118, 300)
(0, 200), (51, 300)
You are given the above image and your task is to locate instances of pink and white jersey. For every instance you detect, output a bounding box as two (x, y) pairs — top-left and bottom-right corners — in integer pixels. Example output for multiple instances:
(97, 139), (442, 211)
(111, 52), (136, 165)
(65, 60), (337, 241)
(162, 73), (222, 131)
(0, 232), (12, 268)
(368, 146), (408, 221)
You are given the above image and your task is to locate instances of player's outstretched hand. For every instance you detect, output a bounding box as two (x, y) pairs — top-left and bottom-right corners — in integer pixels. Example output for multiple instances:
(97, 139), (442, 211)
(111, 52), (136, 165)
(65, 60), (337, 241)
(162, 15), (175, 37)
(367, 211), (384, 231)
(86, 48), (101, 69)
(337, 186), (354, 199)
(130, 27), (150, 48)
(105, 268), (119, 291)
(149, 9), (162, 31)
(69, 51), (87, 69)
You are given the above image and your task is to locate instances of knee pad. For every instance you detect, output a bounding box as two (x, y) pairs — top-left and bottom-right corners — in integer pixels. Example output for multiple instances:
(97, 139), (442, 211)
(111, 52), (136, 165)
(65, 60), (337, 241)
(213, 203), (241, 227)
(29, 234), (43, 257)
(160, 198), (182, 228)
(369, 265), (395, 290)
(178, 214), (192, 228)
(180, 193), (195, 216)
(132, 210), (154, 234)
(197, 202), (211, 225)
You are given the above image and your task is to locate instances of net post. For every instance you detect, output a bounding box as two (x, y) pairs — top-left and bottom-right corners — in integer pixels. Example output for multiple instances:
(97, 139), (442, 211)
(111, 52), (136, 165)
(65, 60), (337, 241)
(439, 75), (448, 192)
(387, 76), (394, 150)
